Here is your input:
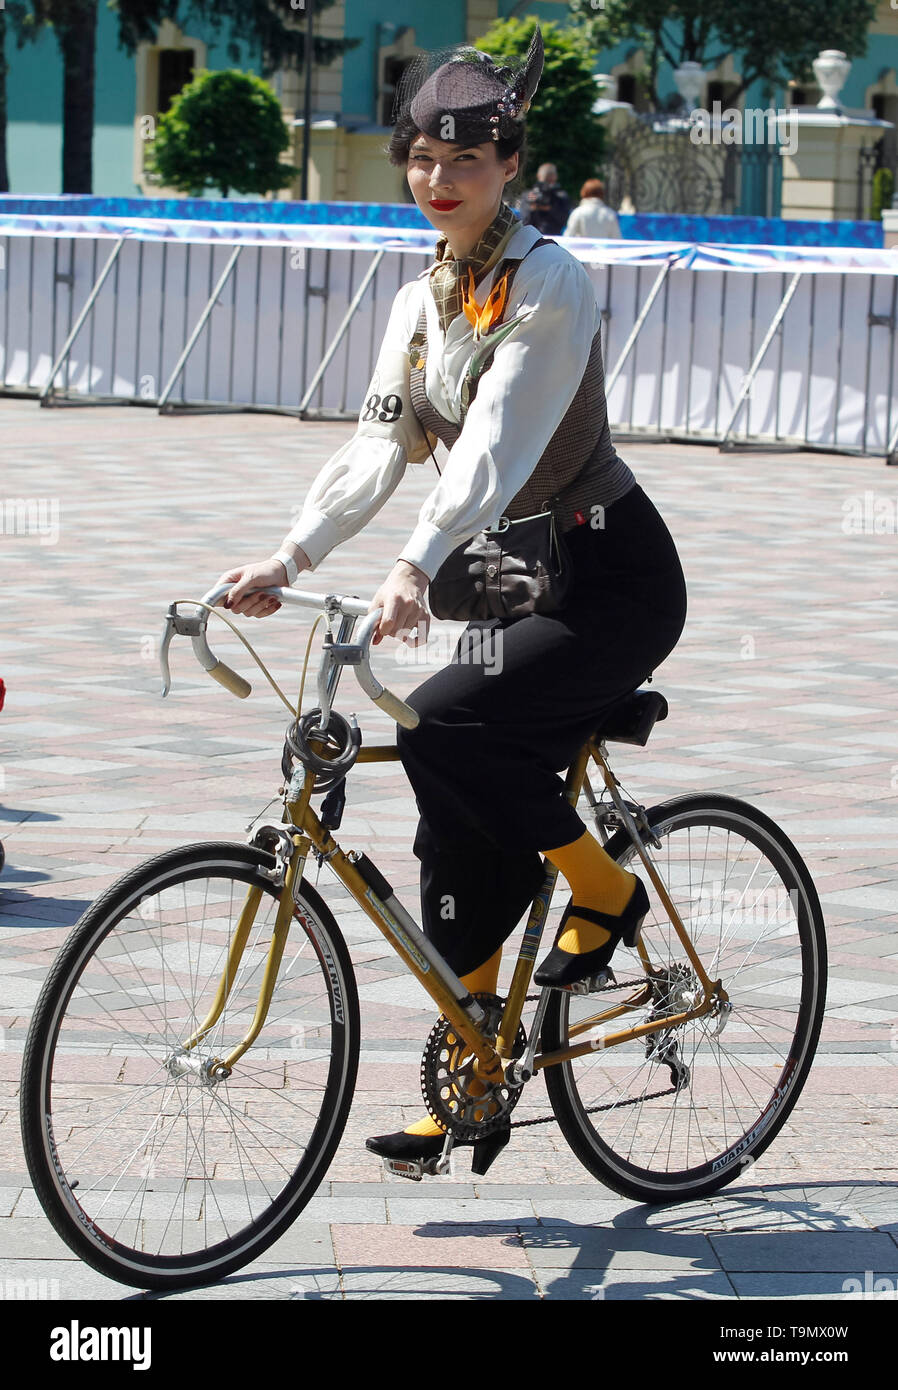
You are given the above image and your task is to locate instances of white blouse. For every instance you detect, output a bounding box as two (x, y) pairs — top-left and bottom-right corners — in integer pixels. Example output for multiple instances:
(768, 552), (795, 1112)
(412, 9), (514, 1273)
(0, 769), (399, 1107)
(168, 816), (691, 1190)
(283, 220), (601, 583)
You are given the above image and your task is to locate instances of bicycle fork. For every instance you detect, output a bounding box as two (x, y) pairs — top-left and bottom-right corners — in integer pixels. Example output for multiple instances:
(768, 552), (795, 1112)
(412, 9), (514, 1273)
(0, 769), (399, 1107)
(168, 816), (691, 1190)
(173, 836), (306, 1078)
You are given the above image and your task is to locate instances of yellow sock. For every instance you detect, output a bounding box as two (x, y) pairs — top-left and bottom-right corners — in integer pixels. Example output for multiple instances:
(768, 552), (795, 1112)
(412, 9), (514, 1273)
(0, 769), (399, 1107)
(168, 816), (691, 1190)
(404, 948), (502, 1137)
(545, 829), (637, 955)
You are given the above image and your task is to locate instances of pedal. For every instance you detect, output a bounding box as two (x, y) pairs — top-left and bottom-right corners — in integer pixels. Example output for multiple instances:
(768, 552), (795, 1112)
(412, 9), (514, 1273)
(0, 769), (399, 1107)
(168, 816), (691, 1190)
(568, 967), (616, 996)
(382, 1133), (455, 1182)
(382, 1158), (426, 1182)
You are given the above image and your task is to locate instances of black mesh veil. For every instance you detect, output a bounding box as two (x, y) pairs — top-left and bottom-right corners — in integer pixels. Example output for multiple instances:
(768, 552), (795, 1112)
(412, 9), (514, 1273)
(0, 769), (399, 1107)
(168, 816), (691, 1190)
(391, 26), (544, 146)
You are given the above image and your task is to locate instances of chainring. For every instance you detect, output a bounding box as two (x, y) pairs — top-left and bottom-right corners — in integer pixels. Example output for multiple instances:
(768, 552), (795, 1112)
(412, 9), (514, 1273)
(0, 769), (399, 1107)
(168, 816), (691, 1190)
(420, 993), (527, 1142)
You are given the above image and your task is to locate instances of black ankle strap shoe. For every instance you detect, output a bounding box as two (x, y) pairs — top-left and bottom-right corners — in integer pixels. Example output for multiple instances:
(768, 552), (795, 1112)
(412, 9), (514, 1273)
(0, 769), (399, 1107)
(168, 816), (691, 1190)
(533, 876), (650, 988)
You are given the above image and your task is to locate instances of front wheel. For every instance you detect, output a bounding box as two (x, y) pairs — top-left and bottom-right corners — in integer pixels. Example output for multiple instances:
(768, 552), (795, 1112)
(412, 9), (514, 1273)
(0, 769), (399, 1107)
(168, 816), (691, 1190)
(542, 794), (826, 1203)
(20, 842), (360, 1290)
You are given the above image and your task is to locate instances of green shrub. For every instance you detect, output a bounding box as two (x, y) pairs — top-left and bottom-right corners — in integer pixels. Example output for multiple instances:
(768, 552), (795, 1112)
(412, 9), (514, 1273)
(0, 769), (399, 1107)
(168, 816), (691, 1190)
(146, 68), (299, 199)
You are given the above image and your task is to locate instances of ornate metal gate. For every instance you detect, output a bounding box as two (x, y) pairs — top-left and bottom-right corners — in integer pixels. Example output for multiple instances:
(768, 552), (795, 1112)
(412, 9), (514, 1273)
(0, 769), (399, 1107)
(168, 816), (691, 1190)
(605, 114), (782, 218)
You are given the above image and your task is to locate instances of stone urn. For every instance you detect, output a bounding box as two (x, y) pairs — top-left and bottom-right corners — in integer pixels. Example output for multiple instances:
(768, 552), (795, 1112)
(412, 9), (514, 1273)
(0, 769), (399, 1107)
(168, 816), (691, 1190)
(673, 61), (705, 113)
(812, 50), (851, 110)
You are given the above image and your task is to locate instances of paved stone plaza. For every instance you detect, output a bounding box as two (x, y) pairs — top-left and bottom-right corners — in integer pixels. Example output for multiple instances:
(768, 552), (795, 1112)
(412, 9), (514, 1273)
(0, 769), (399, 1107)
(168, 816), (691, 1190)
(0, 397), (896, 1301)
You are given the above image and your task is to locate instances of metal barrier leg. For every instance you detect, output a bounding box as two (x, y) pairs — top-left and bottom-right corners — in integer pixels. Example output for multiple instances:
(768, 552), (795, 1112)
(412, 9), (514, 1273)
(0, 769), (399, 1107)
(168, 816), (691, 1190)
(604, 260), (672, 400)
(299, 248), (385, 415)
(158, 245), (243, 412)
(719, 271), (802, 449)
(39, 237), (125, 405)
(887, 414), (898, 465)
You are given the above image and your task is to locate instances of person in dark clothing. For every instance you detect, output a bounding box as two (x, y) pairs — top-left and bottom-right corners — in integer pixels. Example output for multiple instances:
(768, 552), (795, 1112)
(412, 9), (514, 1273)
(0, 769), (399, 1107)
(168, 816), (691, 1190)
(518, 161), (572, 235)
(220, 28), (687, 1169)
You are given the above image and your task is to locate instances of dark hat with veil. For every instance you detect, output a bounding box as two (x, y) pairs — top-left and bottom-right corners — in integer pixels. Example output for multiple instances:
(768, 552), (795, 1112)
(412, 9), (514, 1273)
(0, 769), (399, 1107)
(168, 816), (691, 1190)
(392, 26), (545, 145)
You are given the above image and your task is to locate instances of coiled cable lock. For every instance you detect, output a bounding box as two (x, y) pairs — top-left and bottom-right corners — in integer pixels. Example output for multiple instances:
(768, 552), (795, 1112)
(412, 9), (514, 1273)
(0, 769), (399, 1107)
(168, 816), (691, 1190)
(281, 707), (362, 795)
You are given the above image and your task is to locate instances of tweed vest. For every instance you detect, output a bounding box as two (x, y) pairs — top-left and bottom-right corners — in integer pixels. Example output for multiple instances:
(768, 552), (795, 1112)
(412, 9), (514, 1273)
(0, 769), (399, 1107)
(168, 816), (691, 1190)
(407, 250), (636, 536)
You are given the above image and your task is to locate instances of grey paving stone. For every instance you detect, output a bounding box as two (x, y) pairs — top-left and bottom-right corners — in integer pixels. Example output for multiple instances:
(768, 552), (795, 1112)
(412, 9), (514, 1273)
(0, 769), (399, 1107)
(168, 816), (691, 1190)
(0, 1219), (74, 1259)
(729, 1271), (898, 1299)
(533, 1267), (737, 1300)
(532, 1200), (724, 1230)
(708, 1232), (898, 1273)
(339, 1267), (540, 1300)
(520, 1228), (718, 1271)
(384, 1199), (538, 1225)
(0, 1190), (22, 1219)
(330, 1182), (480, 1199)
(0, 1257), (131, 1301)
(258, 1222), (336, 1264)
(161, 1265), (343, 1300)
(292, 1198), (388, 1224)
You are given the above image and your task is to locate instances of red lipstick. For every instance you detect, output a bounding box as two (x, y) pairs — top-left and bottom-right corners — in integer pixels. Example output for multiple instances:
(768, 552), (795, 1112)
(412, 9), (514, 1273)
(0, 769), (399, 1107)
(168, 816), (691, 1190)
(430, 199), (462, 211)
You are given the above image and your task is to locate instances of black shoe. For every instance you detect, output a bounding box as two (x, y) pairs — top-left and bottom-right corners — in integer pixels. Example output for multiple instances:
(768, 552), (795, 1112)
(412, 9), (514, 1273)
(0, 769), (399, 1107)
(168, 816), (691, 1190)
(365, 1122), (510, 1176)
(533, 876), (650, 988)
(365, 1129), (452, 1162)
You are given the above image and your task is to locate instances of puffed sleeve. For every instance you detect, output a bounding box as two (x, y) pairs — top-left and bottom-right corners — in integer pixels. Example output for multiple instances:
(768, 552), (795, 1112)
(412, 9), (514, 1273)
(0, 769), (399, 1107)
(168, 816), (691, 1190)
(396, 255), (598, 582)
(282, 279), (431, 571)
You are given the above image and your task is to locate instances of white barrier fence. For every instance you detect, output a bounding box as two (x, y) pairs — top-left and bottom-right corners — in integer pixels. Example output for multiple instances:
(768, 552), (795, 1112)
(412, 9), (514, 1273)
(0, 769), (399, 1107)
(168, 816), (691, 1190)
(1, 215), (897, 458)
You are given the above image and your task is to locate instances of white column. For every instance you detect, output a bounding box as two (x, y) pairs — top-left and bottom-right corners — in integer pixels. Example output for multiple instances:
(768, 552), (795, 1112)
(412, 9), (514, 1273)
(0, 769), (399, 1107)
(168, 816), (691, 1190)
(467, 0), (500, 44)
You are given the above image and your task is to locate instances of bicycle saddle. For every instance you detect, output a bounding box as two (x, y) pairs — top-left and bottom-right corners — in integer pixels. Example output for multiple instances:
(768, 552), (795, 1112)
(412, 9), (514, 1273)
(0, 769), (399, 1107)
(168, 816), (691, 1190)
(594, 688), (668, 747)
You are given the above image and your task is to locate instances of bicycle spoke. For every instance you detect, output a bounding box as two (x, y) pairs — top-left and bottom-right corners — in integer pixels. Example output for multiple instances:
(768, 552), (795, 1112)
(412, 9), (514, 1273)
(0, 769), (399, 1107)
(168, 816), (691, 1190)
(545, 798), (824, 1198)
(27, 851), (357, 1275)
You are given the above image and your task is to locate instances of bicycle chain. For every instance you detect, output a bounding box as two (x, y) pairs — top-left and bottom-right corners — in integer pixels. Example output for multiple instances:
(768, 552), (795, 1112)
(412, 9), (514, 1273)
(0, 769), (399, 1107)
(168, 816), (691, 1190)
(509, 980), (677, 1130)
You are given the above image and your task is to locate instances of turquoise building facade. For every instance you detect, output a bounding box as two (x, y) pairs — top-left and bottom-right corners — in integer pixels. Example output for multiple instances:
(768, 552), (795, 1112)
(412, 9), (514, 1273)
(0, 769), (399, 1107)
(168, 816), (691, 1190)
(3, 1), (897, 199)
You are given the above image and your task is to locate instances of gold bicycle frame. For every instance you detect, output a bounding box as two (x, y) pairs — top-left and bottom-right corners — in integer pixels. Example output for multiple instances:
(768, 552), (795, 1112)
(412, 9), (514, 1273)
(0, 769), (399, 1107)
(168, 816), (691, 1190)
(189, 726), (727, 1081)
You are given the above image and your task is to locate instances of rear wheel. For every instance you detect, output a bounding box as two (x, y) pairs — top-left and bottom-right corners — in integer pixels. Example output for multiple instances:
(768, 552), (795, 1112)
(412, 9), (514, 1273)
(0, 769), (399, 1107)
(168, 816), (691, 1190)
(542, 795), (826, 1203)
(21, 842), (359, 1289)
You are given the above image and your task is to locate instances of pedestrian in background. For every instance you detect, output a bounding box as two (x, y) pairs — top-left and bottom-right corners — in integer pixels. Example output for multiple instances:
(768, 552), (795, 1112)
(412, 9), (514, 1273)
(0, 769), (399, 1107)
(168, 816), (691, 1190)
(518, 161), (572, 235)
(565, 178), (622, 238)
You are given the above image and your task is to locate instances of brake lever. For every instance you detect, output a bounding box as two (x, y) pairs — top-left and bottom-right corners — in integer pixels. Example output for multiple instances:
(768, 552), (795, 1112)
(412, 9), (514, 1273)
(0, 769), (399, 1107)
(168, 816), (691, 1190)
(159, 603), (205, 697)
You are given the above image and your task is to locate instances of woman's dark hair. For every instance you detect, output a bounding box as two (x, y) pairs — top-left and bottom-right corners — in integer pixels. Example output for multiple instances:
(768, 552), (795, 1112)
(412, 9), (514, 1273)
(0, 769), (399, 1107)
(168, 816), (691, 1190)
(580, 178), (605, 201)
(385, 112), (529, 198)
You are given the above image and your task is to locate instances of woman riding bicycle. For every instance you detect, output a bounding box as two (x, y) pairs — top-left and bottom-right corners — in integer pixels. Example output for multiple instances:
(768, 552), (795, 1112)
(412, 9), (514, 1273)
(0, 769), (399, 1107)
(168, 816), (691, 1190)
(221, 27), (688, 1169)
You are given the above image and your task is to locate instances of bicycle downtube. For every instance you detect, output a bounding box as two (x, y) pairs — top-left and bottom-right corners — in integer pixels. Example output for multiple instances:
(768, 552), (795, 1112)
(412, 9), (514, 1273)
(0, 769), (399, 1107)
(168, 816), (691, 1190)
(284, 775), (500, 1072)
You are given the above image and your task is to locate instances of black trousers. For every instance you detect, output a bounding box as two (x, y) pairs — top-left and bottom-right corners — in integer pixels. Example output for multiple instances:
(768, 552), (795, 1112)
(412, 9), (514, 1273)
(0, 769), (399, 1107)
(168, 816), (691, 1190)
(396, 483), (688, 976)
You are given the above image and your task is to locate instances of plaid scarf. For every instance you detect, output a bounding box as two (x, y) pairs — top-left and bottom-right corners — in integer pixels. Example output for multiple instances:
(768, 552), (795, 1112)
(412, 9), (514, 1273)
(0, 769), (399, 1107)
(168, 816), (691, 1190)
(429, 200), (518, 336)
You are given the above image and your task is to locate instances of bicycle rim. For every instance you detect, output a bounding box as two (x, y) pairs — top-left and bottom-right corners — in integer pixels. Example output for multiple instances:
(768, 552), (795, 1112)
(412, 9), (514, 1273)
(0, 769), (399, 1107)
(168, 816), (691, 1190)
(542, 794), (826, 1202)
(21, 843), (359, 1289)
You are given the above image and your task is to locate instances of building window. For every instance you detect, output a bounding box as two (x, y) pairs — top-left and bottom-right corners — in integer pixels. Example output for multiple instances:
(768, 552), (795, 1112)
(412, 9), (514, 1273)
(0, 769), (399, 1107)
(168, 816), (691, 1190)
(381, 55), (417, 127)
(617, 73), (637, 106)
(157, 49), (194, 114)
(788, 82), (821, 107)
(707, 80), (740, 109)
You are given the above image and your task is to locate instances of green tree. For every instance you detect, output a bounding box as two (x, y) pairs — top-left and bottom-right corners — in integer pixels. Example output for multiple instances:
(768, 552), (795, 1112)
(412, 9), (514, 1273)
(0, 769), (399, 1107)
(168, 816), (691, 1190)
(10, 1), (99, 193)
(475, 16), (606, 200)
(568, 0), (878, 109)
(146, 68), (298, 197)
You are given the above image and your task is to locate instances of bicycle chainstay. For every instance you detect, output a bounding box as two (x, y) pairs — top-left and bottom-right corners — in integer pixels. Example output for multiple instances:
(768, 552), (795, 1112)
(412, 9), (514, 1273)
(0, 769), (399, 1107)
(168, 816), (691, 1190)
(510, 978), (677, 1130)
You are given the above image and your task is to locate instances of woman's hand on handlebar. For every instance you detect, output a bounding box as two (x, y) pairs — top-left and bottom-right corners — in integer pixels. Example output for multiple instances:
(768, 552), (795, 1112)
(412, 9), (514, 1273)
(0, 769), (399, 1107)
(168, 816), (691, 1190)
(218, 552), (309, 618)
(368, 560), (431, 647)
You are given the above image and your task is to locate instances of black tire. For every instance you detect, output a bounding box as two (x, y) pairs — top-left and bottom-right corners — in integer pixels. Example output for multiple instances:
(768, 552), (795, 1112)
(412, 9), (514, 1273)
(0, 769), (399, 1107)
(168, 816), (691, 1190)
(542, 794), (827, 1203)
(20, 842), (359, 1290)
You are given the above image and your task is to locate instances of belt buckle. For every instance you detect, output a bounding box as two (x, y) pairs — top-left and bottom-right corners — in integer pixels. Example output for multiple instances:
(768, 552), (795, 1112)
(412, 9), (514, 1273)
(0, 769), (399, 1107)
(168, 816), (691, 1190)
(484, 516), (510, 535)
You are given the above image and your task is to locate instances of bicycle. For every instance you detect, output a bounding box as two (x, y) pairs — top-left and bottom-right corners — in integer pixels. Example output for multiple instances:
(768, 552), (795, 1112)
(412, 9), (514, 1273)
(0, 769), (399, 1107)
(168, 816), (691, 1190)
(20, 580), (827, 1291)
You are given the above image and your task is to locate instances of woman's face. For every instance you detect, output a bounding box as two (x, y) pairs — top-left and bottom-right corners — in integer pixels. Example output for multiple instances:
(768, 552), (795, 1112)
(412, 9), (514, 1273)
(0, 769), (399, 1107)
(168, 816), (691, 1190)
(406, 132), (518, 251)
